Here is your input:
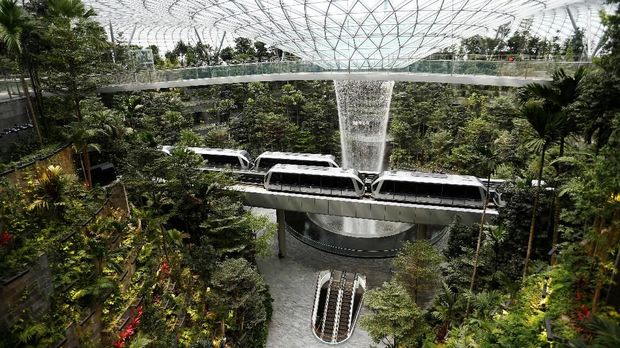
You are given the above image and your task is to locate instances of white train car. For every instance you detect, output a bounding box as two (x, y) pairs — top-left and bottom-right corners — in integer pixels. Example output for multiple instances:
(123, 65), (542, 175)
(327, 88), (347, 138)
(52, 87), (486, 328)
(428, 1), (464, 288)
(371, 171), (487, 208)
(264, 164), (364, 198)
(254, 152), (338, 171)
(160, 146), (252, 170)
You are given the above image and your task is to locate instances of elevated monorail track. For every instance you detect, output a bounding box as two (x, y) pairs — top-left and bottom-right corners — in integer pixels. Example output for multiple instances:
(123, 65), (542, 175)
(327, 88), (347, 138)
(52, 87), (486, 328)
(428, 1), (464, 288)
(231, 184), (497, 225)
(196, 164), (503, 225)
(206, 168), (500, 224)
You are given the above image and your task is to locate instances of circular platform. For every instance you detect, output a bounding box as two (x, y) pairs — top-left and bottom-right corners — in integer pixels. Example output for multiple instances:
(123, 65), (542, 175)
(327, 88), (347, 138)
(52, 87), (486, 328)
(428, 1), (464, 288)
(285, 211), (447, 258)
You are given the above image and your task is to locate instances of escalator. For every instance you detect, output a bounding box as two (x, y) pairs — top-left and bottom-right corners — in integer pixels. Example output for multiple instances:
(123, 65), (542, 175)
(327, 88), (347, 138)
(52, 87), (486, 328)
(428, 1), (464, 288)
(312, 270), (366, 344)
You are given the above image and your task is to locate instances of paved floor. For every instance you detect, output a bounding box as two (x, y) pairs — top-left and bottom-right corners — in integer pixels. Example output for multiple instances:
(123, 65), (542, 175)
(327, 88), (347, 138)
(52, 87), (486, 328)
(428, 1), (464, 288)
(252, 208), (391, 348)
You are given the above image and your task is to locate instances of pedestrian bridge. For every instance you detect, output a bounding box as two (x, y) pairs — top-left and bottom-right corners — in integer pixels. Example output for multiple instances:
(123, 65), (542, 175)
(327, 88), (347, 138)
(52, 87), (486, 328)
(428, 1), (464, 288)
(98, 60), (588, 92)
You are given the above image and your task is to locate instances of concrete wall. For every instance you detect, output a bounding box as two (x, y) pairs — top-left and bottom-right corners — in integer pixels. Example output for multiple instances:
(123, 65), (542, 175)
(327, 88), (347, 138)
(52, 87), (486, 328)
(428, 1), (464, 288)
(0, 98), (32, 153)
(1, 145), (76, 186)
(0, 254), (54, 329)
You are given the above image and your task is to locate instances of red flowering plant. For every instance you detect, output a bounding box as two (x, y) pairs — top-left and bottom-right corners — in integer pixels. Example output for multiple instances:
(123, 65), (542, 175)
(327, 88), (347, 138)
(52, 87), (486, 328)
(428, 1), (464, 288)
(161, 261), (170, 276)
(0, 231), (12, 247)
(113, 305), (144, 348)
(576, 304), (591, 321)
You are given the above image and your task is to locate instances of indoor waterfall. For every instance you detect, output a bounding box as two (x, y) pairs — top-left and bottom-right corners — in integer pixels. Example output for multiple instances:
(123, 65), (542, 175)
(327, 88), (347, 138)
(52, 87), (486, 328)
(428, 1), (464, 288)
(311, 80), (409, 238)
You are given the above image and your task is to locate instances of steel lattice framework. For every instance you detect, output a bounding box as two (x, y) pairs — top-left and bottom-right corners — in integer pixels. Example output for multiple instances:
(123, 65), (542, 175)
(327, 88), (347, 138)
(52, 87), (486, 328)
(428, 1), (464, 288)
(83, 0), (611, 69)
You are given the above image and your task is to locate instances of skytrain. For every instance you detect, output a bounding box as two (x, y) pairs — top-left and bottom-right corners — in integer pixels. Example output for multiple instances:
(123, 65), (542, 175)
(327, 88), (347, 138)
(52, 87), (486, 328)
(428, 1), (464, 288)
(161, 146), (338, 171)
(160, 146), (489, 208)
(370, 171), (487, 208)
(264, 164), (365, 198)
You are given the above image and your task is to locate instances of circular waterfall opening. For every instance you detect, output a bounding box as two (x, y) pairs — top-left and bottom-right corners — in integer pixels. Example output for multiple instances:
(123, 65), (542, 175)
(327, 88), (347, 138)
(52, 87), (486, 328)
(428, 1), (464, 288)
(307, 214), (410, 238)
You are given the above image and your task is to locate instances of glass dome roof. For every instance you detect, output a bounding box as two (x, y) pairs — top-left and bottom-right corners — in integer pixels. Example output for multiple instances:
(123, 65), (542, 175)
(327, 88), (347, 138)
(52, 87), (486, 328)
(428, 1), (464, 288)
(83, 0), (611, 69)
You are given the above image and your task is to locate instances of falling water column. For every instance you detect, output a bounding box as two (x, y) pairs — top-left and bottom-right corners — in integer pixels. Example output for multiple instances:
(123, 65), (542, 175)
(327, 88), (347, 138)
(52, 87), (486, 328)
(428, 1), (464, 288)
(334, 80), (395, 171)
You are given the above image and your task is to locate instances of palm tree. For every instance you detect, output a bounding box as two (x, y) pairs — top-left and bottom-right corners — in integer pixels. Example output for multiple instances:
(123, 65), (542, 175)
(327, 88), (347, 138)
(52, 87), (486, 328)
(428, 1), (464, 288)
(432, 281), (462, 342)
(0, 0), (42, 144)
(569, 316), (620, 347)
(520, 68), (586, 263)
(64, 108), (117, 187)
(48, 0), (95, 20)
(521, 100), (562, 279)
(466, 144), (498, 316)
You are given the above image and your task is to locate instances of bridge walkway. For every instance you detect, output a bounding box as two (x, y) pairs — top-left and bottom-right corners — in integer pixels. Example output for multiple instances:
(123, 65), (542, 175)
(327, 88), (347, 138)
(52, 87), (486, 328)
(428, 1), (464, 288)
(98, 60), (589, 92)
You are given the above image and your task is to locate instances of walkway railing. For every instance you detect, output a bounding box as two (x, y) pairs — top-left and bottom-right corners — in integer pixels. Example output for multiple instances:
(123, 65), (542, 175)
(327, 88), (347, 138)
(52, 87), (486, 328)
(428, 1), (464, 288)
(0, 75), (28, 101)
(105, 59), (590, 87)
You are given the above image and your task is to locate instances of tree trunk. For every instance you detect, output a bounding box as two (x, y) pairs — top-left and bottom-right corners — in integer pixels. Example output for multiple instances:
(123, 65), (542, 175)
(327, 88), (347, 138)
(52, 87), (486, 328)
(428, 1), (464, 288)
(606, 245), (620, 303)
(82, 145), (92, 187)
(523, 145), (546, 279)
(74, 98), (93, 187)
(27, 64), (45, 125)
(466, 173), (492, 316)
(551, 137), (565, 265)
(591, 217), (603, 313)
(19, 74), (43, 145)
(160, 224), (170, 264)
(592, 266), (605, 313)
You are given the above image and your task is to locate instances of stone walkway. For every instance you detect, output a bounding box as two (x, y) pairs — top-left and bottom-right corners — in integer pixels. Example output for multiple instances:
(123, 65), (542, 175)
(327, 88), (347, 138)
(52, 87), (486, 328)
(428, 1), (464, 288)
(252, 208), (390, 348)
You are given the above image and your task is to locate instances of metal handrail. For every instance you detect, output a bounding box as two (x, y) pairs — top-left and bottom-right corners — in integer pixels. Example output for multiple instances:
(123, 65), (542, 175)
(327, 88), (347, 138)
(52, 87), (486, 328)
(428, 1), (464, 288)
(319, 274), (333, 336)
(312, 270), (331, 330)
(347, 273), (359, 335)
(331, 271), (347, 343)
(331, 283), (344, 343)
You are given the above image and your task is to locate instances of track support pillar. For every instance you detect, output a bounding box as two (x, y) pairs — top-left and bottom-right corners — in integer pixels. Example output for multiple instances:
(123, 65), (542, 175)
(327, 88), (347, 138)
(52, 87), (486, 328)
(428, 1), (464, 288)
(277, 209), (286, 258)
(416, 224), (428, 241)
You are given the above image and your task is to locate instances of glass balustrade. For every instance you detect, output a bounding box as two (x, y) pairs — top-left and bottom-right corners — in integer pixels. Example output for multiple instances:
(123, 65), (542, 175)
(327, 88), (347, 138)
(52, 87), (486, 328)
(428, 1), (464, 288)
(105, 60), (590, 86)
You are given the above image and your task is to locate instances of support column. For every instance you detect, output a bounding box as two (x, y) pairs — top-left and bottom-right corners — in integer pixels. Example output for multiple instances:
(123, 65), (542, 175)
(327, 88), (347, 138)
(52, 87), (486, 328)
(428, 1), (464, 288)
(415, 224), (428, 241)
(277, 209), (286, 258)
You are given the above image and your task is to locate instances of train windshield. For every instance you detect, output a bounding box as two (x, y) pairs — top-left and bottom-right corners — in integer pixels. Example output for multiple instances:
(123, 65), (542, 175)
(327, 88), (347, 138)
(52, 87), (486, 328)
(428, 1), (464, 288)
(201, 154), (242, 168)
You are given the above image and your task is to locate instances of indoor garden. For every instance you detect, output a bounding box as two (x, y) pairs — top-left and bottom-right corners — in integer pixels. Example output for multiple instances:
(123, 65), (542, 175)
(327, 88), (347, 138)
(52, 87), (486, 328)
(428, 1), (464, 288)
(1, 0), (619, 347)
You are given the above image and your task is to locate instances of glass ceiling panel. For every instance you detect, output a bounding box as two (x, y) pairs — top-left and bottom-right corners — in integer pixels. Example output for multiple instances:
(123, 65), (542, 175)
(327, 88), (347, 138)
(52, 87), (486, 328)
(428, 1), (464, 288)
(83, 0), (610, 69)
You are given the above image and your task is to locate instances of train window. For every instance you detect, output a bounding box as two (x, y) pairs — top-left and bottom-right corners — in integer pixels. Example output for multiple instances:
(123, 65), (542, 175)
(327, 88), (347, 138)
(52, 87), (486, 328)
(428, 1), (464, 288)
(394, 181), (417, 195)
(442, 185), (481, 200)
(417, 183), (442, 197)
(258, 158), (276, 170)
(270, 173), (282, 185)
(338, 177), (355, 191)
(463, 186), (482, 200)
(321, 176), (334, 189)
(406, 182), (418, 195)
(203, 154), (241, 168)
(301, 174), (321, 187)
(380, 181), (394, 194)
(280, 173), (298, 185)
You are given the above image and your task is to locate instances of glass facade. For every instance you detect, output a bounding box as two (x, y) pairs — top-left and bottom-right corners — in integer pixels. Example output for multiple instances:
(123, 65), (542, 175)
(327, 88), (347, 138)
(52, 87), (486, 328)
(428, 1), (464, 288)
(84, 1), (610, 68)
